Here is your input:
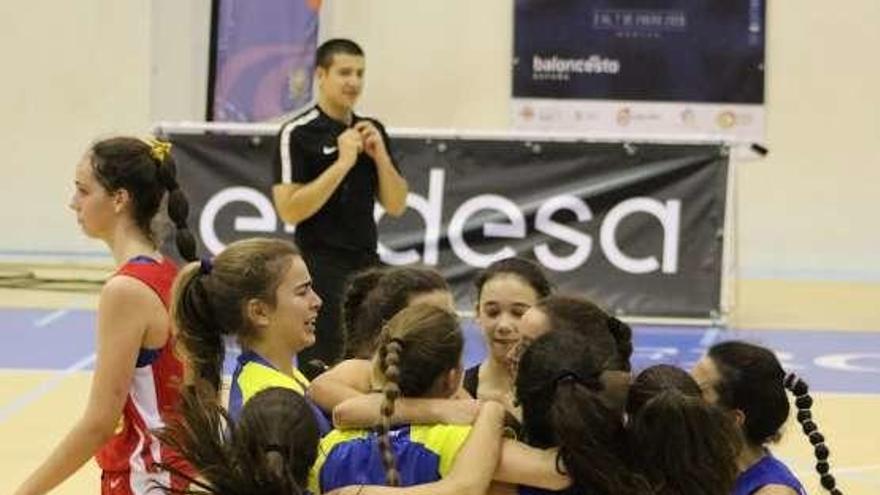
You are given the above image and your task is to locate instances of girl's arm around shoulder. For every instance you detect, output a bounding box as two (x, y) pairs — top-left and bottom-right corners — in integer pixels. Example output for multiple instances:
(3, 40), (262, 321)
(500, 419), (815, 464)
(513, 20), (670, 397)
(494, 440), (571, 491)
(307, 358), (373, 413)
(326, 401), (506, 495)
(332, 394), (480, 429)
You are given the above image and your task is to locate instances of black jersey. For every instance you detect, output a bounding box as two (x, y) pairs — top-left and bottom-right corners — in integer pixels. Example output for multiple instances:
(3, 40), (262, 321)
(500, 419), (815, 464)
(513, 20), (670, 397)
(275, 104), (397, 254)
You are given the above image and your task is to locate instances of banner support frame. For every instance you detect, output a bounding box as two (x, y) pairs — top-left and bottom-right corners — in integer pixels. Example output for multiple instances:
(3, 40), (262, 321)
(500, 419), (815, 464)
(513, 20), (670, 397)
(155, 121), (739, 146)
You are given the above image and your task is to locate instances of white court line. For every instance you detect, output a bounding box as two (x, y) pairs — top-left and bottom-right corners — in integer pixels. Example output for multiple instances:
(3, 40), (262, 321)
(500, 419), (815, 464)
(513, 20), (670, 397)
(0, 353), (96, 424)
(835, 464), (880, 475)
(33, 309), (69, 327)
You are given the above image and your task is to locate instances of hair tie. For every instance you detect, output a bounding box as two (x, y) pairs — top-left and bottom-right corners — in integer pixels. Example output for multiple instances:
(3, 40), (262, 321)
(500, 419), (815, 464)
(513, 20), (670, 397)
(785, 372), (809, 396)
(146, 138), (172, 164)
(199, 257), (213, 275)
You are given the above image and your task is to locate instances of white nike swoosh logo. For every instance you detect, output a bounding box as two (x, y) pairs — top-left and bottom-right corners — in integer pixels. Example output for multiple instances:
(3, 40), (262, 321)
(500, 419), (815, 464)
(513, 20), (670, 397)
(322, 146), (337, 155)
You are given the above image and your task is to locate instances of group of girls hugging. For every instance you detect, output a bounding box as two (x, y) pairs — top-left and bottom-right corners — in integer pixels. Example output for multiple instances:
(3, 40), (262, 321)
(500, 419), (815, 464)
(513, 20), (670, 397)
(15, 135), (844, 495)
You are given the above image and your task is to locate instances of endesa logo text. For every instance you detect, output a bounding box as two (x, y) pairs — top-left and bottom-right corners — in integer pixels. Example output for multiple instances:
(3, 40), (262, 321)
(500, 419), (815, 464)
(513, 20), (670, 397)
(199, 169), (680, 274)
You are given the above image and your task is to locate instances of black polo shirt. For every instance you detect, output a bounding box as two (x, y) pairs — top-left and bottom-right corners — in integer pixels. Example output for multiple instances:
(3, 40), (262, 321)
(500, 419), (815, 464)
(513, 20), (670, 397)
(275, 104), (397, 255)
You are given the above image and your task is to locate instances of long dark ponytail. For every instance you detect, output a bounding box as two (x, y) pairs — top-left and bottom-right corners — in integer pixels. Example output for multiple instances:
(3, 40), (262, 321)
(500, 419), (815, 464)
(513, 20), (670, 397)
(516, 331), (649, 495)
(172, 238), (300, 394)
(784, 373), (842, 495)
(709, 341), (844, 494)
(627, 365), (741, 495)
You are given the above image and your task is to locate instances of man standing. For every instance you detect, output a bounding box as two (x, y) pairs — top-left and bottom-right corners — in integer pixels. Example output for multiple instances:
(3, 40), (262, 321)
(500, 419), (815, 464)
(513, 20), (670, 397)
(273, 39), (408, 378)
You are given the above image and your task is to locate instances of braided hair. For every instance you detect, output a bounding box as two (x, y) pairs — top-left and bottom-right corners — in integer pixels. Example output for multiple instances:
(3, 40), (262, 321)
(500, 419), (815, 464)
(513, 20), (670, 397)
(378, 337), (403, 486)
(373, 304), (463, 486)
(709, 341), (844, 495)
(90, 136), (196, 261)
(784, 373), (842, 495)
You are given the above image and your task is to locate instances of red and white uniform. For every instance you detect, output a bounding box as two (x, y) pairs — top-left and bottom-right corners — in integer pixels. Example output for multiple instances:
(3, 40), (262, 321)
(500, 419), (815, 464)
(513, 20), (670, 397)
(95, 256), (190, 495)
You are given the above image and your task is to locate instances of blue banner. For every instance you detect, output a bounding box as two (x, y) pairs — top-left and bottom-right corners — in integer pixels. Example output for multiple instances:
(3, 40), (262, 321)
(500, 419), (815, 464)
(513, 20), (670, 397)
(512, 0), (766, 141)
(211, 0), (320, 122)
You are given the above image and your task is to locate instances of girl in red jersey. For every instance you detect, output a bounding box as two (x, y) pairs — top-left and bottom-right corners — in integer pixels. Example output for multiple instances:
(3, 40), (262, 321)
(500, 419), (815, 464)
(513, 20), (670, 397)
(15, 137), (197, 495)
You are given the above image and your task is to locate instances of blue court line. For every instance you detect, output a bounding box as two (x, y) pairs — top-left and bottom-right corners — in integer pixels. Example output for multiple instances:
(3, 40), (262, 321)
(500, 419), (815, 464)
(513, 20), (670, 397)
(0, 308), (878, 394)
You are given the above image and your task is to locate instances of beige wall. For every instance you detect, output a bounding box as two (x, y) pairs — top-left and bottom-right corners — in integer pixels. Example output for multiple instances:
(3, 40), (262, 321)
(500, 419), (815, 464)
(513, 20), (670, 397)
(150, 0), (212, 123)
(2, 0), (877, 283)
(736, 1), (880, 281)
(0, 0), (152, 257)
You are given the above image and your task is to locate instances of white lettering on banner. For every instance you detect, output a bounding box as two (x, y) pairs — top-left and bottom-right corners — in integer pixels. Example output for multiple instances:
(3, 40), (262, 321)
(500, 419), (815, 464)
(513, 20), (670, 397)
(814, 354), (880, 373)
(200, 170), (682, 273)
(376, 168), (681, 272)
(201, 187), (277, 253)
(534, 195), (593, 271)
(532, 55), (621, 75)
(448, 194), (525, 267)
(601, 198), (680, 274)
(375, 169), (445, 265)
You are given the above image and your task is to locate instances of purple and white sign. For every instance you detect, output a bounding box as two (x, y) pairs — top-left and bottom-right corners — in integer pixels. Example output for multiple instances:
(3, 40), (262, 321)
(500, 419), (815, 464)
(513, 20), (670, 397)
(211, 0), (320, 122)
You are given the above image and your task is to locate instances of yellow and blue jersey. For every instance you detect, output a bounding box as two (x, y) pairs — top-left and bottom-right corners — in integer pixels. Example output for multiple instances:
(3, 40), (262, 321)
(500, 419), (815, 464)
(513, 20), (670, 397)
(309, 423), (471, 494)
(228, 350), (331, 435)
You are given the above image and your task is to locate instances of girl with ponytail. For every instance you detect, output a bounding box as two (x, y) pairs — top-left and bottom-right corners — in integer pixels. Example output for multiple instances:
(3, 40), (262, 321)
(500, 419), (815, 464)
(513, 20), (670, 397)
(693, 340), (842, 495)
(626, 365), (742, 495)
(171, 237), (330, 434)
(311, 304), (470, 492)
(309, 265), (477, 427)
(515, 330), (649, 495)
(16, 137), (197, 495)
(511, 294), (635, 412)
(311, 304), (569, 494)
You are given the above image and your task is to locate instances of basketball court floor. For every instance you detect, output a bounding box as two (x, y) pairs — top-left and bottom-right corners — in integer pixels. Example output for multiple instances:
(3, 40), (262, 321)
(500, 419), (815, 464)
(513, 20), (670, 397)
(1, 268), (877, 494)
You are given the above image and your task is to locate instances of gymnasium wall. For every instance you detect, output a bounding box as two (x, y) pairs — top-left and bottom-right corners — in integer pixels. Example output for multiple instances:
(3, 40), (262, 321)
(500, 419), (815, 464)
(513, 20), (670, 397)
(0, 0), (153, 258)
(2, 0), (878, 283)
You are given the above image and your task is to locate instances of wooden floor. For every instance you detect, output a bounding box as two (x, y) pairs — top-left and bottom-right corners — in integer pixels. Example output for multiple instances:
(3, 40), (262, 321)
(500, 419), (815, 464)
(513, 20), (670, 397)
(1, 267), (878, 494)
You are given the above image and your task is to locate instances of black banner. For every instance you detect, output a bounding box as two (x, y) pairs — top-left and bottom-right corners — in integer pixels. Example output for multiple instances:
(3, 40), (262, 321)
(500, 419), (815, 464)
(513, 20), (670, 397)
(167, 132), (728, 318)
